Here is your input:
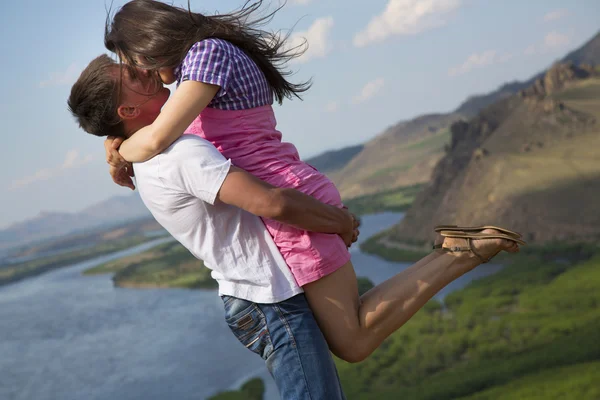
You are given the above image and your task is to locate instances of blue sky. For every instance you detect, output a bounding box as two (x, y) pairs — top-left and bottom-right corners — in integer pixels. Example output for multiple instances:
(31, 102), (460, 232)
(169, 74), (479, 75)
(1, 0), (598, 229)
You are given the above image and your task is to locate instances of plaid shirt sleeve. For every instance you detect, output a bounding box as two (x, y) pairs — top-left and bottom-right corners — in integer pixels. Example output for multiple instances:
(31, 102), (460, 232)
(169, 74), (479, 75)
(179, 39), (233, 98)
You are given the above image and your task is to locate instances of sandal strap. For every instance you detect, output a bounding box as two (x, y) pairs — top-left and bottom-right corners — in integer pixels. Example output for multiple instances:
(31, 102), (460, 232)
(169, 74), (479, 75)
(468, 238), (490, 263)
(440, 236), (490, 263)
(434, 243), (473, 252)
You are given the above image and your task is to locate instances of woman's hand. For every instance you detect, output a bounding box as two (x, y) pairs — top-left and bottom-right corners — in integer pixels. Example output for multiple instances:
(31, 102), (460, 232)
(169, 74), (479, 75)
(104, 137), (135, 190)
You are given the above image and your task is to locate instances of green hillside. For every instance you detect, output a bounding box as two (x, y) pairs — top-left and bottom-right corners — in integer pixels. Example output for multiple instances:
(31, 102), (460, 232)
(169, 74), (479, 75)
(457, 362), (600, 400)
(84, 241), (217, 289)
(335, 244), (600, 399)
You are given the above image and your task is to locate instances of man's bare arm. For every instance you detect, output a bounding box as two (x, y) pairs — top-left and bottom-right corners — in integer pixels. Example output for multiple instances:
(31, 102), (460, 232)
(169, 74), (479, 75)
(217, 167), (357, 245)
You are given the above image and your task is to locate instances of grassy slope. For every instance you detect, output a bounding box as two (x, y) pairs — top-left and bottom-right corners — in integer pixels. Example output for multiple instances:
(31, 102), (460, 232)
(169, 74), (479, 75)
(84, 241), (217, 289)
(331, 115), (456, 200)
(335, 244), (600, 399)
(457, 361), (600, 400)
(343, 184), (425, 216)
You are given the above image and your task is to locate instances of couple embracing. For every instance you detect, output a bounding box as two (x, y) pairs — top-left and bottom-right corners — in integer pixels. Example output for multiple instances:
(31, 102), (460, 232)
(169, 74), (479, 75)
(68, 1), (524, 398)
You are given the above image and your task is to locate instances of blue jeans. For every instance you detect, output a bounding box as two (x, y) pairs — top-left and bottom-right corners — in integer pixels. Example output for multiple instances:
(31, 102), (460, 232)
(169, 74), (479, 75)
(222, 294), (346, 400)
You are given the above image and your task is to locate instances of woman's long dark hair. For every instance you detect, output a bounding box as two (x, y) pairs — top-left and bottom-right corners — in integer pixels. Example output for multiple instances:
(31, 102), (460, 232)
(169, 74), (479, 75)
(105, 0), (311, 103)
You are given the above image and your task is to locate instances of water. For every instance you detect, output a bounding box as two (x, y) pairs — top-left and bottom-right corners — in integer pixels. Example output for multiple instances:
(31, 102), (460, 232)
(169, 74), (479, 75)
(2, 243), (96, 266)
(0, 213), (503, 400)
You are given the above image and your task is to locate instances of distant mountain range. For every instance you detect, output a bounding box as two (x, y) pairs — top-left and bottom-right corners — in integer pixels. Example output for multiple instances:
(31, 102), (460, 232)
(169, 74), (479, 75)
(0, 194), (151, 251)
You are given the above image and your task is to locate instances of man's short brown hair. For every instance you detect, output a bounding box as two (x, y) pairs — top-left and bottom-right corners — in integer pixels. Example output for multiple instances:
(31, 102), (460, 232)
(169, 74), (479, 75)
(67, 54), (126, 138)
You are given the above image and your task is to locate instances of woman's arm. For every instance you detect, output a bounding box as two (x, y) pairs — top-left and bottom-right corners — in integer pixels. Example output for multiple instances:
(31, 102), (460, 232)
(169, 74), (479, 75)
(119, 80), (220, 162)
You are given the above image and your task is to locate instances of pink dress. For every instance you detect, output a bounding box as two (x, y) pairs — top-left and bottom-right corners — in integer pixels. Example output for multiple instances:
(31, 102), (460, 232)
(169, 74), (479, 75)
(177, 38), (350, 286)
(186, 106), (351, 286)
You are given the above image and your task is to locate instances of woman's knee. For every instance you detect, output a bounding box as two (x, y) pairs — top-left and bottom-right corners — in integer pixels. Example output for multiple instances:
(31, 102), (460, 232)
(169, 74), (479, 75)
(330, 340), (372, 364)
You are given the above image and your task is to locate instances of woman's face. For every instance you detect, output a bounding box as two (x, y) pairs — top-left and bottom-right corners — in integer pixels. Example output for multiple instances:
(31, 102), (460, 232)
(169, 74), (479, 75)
(125, 54), (177, 85)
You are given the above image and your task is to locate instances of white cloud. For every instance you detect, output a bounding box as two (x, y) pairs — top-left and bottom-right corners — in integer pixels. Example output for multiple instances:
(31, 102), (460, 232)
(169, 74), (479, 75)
(40, 63), (81, 88)
(524, 31), (571, 56)
(290, 0), (313, 5)
(10, 169), (54, 190)
(448, 50), (513, 76)
(354, 0), (462, 48)
(62, 149), (80, 169)
(10, 150), (95, 190)
(288, 17), (335, 63)
(325, 101), (339, 113)
(353, 78), (385, 104)
(543, 9), (568, 22)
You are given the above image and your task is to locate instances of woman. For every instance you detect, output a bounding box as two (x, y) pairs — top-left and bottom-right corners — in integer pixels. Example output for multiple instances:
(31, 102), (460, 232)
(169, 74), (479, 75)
(103, 0), (524, 362)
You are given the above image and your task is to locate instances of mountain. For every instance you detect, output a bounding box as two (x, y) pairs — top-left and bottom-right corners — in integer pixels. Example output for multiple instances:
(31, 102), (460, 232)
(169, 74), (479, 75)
(562, 31), (600, 65)
(304, 144), (364, 174)
(306, 31), (600, 202)
(455, 80), (535, 118)
(0, 193), (150, 251)
(388, 63), (600, 245)
(328, 113), (460, 199)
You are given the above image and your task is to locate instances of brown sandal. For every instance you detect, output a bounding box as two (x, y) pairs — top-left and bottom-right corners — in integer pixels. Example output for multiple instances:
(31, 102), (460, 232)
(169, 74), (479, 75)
(433, 230), (526, 263)
(434, 225), (522, 238)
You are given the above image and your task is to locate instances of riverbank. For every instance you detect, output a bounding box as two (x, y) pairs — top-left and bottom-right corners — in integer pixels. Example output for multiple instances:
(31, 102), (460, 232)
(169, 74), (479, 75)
(343, 184), (424, 216)
(0, 235), (158, 287)
(84, 241), (217, 290)
(360, 229), (430, 262)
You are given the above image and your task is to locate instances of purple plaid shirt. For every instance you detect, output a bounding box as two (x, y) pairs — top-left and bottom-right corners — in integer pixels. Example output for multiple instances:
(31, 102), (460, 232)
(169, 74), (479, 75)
(175, 38), (274, 110)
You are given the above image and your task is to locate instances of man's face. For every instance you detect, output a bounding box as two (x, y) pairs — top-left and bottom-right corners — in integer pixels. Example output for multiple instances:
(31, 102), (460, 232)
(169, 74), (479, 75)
(117, 66), (170, 130)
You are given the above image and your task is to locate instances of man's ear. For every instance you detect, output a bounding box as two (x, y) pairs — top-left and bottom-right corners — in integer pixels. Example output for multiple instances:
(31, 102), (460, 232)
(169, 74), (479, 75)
(117, 105), (140, 120)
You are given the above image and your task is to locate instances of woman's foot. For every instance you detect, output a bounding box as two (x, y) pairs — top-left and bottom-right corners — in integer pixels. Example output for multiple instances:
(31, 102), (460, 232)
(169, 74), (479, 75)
(434, 225), (522, 238)
(440, 228), (520, 263)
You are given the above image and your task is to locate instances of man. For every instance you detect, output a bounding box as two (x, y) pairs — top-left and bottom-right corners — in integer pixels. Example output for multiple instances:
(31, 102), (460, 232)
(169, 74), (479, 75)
(68, 55), (352, 399)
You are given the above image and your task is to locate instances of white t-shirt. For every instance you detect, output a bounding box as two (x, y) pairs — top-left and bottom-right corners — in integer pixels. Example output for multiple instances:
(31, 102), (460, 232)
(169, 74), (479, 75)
(133, 135), (302, 303)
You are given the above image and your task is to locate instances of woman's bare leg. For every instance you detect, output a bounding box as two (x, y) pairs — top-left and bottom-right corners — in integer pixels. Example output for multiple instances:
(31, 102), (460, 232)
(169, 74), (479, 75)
(303, 232), (519, 363)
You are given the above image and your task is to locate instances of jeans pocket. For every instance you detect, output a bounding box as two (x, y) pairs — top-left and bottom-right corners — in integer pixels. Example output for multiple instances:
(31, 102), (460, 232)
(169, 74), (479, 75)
(225, 301), (273, 359)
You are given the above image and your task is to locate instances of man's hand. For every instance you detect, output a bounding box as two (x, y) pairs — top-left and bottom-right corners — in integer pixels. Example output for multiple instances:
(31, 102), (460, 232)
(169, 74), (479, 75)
(105, 137), (135, 190)
(339, 208), (360, 248)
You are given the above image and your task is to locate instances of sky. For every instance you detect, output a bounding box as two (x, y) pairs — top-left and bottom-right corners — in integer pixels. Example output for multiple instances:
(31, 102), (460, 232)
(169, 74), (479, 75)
(1, 0), (599, 229)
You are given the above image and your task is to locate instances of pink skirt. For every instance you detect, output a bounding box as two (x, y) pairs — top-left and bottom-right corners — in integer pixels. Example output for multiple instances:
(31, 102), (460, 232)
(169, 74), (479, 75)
(186, 105), (351, 286)
(260, 164), (351, 286)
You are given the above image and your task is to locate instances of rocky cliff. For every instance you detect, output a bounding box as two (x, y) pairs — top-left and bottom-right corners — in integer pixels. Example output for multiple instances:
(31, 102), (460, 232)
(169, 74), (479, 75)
(390, 63), (600, 245)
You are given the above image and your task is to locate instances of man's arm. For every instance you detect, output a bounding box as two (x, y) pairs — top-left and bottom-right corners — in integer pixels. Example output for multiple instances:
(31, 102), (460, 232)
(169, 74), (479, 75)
(218, 167), (357, 245)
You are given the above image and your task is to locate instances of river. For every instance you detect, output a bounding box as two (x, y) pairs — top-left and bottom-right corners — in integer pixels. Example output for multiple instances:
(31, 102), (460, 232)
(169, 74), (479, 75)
(0, 212), (503, 400)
